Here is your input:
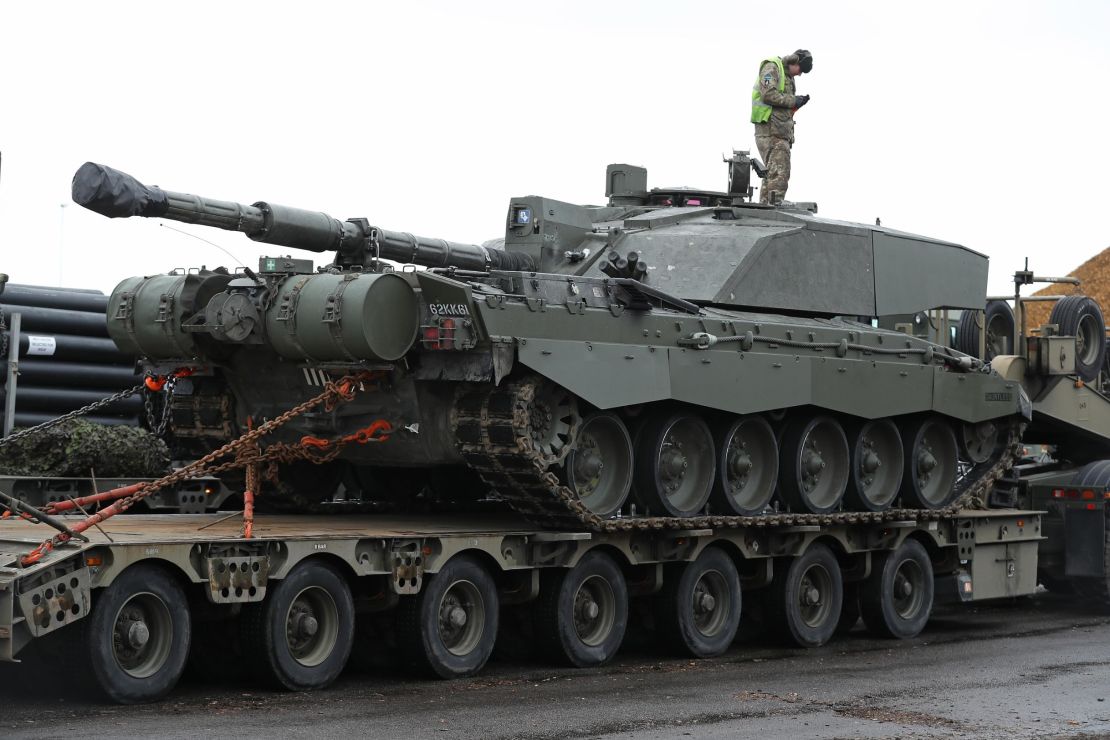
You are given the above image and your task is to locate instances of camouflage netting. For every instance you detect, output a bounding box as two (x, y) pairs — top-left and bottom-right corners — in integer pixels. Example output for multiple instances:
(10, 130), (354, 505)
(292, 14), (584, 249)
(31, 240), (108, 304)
(0, 419), (171, 478)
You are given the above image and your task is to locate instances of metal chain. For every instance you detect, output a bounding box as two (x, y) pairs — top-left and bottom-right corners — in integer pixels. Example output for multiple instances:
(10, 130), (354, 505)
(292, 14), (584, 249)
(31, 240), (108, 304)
(143, 376), (177, 436)
(0, 383), (145, 449)
(19, 372), (378, 565)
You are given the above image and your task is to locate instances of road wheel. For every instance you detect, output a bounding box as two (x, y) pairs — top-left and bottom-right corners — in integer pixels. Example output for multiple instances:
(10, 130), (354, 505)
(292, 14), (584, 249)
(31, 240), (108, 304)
(85, 564), (191, 703)
(845, 419), (903, 512)
(241, 559), (354, 690)
(655, 546), (741, 657)
(1050, 295), (1106, 382)
(900, 416), (959, 509)
(779, 415), (850, 514)
(533, 550), (628, 667)
(562, 411), (633, 517)
(395, 554), (499, 678)
(767, 543), (843, 648)
(711, 415), (778, 515)
(861, 539), (934, 639)
(633, 412), (715, 517)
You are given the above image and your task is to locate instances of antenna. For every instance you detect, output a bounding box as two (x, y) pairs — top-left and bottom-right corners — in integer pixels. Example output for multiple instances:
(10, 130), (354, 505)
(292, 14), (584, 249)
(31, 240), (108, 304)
(159, 223), (246, 267)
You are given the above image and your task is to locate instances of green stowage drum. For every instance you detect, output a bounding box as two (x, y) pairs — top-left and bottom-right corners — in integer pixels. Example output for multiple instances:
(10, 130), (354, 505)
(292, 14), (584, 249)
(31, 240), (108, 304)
(264, 272), (418, 362)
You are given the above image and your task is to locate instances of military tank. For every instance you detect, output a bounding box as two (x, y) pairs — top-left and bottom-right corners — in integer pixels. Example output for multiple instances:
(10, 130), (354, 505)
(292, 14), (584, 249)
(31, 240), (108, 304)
(71, 154), (1027, 526)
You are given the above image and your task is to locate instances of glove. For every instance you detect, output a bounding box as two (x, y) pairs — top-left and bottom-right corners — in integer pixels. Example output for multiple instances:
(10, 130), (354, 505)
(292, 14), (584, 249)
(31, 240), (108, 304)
(794, 94), (810, 109)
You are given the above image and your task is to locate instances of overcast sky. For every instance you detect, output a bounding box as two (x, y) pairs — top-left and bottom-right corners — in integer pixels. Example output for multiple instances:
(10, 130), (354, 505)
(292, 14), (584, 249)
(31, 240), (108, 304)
(2, 1), (1107, 298)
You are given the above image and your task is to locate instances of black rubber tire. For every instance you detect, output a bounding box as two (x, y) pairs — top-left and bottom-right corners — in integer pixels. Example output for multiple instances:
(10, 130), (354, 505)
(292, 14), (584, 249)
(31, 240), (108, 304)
(633, 412), (715, 517)
(85, 564), (191, 704)
(241, 559), (354, 691)
(766, 543), (843, 648)
(655, 546), (742, 658)
(861, 539), (934, 639)
(533, 550), (628, 667)
(1050, 295), (1107, 382)
(836, 581), (861, 636)
(778, 415), (850, 514)
(954, 300), (1014, 360)
(395, 554), (499, 678)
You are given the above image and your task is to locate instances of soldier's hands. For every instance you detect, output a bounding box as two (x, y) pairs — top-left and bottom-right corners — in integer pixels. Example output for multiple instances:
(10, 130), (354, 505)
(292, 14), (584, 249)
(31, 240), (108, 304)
(794, 94), (810, 109)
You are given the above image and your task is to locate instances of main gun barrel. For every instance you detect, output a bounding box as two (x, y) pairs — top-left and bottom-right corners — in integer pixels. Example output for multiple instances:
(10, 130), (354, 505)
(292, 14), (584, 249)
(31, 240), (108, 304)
(71, 163), (533, 271)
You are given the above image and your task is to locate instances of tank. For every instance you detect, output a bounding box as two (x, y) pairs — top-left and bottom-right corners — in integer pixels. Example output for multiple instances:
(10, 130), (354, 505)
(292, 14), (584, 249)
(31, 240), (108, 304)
(71, 155), (1028, 525)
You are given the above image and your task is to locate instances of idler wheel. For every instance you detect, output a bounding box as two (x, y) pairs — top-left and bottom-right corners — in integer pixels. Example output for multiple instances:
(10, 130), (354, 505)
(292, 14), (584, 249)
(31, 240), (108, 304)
(710, 415), (778, 515)
(561, 411), (633, 518)
(633, 412), (715, 517)
(779, 415), (849, 514)
(845, 419), (904, 512)
(899, 416), (959, 509)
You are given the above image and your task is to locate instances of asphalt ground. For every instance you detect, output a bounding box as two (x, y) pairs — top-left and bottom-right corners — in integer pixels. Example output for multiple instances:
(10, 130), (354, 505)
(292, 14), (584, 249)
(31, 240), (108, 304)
(3, 593), (1110, 740)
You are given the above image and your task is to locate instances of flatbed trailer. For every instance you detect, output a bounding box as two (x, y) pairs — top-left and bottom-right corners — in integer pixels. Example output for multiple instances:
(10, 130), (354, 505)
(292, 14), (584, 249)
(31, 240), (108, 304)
(0, 507), (1042, 703)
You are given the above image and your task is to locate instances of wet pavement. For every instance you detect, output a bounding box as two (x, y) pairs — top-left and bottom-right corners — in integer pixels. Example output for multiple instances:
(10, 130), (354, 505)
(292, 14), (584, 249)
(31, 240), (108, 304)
(3, 593), (1110, 739)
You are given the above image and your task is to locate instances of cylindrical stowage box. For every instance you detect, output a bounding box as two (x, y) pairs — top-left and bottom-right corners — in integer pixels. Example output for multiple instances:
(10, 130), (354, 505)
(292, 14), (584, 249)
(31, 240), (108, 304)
(107, 272), (233, 359)
(265, 272), (418, 362)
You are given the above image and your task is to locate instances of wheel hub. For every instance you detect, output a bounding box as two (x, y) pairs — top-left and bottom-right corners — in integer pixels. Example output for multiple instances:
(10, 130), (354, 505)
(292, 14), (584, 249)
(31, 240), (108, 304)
(125, 619), (150, 650)
(728, 448), (753, 478)
(803, 585), (821, 606)
(660, 444), (688, 487)
(861, 449), (881, 474)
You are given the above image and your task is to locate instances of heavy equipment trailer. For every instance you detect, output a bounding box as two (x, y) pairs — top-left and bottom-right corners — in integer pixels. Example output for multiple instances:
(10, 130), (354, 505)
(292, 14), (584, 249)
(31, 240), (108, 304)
(0, 507), (1040, 703)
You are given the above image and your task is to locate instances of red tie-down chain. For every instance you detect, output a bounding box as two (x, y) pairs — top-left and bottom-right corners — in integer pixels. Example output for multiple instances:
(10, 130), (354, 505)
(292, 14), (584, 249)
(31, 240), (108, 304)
(18, 371), (390, 566)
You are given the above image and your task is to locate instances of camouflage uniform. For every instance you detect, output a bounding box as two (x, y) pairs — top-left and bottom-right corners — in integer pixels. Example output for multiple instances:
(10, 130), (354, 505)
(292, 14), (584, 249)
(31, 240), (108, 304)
(753, 59), (801, 205)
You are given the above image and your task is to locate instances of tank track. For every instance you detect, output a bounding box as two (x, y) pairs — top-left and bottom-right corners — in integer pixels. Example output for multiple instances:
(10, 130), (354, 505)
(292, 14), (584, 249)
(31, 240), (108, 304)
(453, 378), (1026, 532)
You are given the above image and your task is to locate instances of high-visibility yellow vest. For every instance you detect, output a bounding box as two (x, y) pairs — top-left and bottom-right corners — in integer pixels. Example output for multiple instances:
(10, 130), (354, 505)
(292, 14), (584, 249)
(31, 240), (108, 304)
(751, 57), (785, 124)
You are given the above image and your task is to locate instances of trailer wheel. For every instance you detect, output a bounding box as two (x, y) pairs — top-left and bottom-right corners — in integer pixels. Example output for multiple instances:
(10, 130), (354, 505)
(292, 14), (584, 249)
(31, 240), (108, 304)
(767, 543), (843, 648)
(655, 546), (741, 657)
(242, 560), (354, 690)
(395, 554), (499, 678)
(861, 539), (934, 639)
(955, 300), (1014, 360)
(533, 550), (628, 667)
(85, 564), (191, 704)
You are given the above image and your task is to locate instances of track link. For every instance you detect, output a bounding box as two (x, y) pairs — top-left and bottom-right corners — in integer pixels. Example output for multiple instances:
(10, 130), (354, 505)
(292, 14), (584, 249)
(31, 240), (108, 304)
(453, 378), (1026, 533)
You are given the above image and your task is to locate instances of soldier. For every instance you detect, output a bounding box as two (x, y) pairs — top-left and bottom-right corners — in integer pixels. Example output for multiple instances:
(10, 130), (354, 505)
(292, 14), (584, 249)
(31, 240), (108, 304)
(751, 49), (813, 205)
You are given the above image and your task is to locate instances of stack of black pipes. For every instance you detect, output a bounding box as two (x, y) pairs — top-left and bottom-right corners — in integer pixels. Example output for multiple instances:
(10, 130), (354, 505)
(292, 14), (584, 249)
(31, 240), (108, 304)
(1, 283), (141, 428)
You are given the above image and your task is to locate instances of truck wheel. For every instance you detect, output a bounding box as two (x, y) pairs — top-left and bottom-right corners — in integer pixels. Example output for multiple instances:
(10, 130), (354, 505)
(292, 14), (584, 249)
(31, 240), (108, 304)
(633, 412), (715, 517)
(899, 416), (959, 509)
(241, 560), (354, 690)
(533, 550), (628, 667)
(861, 539), (934, 639)
(395, 554), (499, 678)
(85, 564), (191, 704)
(767, 543), (843, 648)
(655, 546), (741, 657)
(779, 416), (850, 514)
(1050, 295), (1106, 382)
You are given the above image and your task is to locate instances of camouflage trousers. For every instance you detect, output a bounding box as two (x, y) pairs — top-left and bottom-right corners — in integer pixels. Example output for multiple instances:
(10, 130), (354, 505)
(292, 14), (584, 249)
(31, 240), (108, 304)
(755, 135), (791, 204)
